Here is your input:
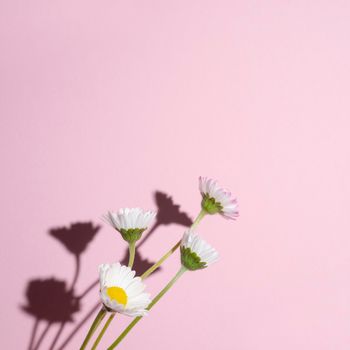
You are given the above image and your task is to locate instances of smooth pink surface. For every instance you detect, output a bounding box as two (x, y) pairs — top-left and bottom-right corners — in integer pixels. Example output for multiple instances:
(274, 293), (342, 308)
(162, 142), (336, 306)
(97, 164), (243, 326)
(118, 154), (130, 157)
(1, 1), (350, 349)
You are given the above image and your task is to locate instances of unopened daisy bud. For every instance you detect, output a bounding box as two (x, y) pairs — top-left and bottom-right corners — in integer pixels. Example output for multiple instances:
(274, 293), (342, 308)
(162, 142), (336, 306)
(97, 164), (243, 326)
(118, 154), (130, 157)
(180, 231), (219, 271)
(104, 208), (156, 243)
(199, 176), (239, 219)
(99, 263), (151, 317)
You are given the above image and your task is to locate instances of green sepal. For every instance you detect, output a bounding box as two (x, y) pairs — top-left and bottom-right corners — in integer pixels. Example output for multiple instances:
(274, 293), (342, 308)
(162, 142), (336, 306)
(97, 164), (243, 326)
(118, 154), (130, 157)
(119, 228), (146, 243)
(201, 194), (223, 215)
(180, 246), (207, 271)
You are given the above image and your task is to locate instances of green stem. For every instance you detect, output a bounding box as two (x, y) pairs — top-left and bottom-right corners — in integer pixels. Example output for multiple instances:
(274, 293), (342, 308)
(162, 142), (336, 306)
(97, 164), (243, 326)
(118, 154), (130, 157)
(90, 313), (115, 350)
(140, 209), (206, 280)
(128, 241), (136, 268)
(191, 209), (206, 230)
(141, 239), (181, 279)
(79, 308), (106, 350)
(107, 266), (187, 350)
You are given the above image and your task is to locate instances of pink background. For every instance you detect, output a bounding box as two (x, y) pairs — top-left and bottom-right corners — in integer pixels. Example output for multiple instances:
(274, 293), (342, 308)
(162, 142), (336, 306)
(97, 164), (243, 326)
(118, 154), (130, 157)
(1, 1), (350, 349)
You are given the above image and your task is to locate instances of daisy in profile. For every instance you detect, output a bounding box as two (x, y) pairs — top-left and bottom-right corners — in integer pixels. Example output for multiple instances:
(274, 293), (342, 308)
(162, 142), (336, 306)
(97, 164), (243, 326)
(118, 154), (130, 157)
(180, 231), (219, 271)
(99, 263), (151, 317)
(199, 176), (239, 220)
(104, 208), (156, 243)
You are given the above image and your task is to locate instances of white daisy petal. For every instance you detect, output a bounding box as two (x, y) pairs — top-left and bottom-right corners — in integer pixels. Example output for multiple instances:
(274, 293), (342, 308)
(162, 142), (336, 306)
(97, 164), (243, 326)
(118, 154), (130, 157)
(104, 208), (157, 231)
(199, 176), (239, 220)
(181, 231), (219, 270)
(98, 263), (150, 317)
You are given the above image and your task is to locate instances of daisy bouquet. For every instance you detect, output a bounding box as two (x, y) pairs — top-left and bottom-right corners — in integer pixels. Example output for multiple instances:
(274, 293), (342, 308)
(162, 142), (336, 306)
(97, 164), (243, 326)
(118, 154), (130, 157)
(80, 177), (239, 349)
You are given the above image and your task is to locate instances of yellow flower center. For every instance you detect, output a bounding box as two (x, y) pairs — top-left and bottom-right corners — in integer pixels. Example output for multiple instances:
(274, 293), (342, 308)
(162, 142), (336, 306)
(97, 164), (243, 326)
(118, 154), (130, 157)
(106, 286), (128, 306)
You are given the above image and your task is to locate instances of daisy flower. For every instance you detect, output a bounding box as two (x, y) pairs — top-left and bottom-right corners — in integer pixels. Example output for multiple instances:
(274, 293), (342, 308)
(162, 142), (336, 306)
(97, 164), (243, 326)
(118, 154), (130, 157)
(180, 231), (219, 271)
(104, 208), (156, 243)
(99, 263), (151, 317)
(199, 176), (239, 220)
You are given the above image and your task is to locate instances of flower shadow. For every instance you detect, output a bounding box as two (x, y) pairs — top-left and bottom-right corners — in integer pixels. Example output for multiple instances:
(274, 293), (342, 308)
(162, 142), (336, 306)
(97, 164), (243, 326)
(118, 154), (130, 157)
(22, 278), (80, 323)
(137, 191), (193, 248)
(22, 221), (100, 350)
(49, 222), (100, 257)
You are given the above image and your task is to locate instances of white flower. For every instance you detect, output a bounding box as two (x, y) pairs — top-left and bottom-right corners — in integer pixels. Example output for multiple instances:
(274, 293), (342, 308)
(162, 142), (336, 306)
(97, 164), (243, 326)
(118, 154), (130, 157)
(99, 263), (151, 317)
(180, 231), (219, 270)
(106, 208), (156, 231)
(199, 176), (239, 220)
(104, 208), (156, 242)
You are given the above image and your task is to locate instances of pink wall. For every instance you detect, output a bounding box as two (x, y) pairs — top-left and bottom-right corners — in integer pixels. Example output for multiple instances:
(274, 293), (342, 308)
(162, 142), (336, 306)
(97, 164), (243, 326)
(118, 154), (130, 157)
(1, 1), (350, 349)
